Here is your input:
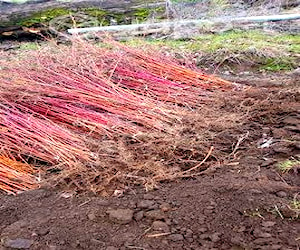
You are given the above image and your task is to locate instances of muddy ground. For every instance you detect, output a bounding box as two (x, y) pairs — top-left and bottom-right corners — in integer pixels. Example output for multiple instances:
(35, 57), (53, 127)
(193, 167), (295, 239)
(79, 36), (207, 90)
(0, 68), (299, 250)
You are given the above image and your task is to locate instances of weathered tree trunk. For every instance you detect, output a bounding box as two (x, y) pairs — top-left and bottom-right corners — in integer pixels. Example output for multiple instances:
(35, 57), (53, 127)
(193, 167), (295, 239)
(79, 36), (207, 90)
(0, 0), (165, 38)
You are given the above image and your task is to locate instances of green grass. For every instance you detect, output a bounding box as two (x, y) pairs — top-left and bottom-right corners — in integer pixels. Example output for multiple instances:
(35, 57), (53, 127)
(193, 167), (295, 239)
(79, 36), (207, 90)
(126, 30), (300, 71)
(291, 200), (300, 210)
(277, 159), (300, 173)
(19, 43), (40, 51)
(130, 30), (299, 53)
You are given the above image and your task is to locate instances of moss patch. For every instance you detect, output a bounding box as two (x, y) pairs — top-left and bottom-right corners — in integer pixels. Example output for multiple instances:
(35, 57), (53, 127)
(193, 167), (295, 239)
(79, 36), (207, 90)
(13, 5), (164, 28)
(17, 8), (71, 26)
(19, 42), (40, 51)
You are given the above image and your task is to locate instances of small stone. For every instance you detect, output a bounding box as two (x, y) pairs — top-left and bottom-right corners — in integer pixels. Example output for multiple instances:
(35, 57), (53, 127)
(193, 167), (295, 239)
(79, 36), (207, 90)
(172, 219), (179, 225)
(31, 232), (38, 238)
(199, 233), (210, 240)
(134, 211), (144, 221)
(137, 200), (155, 209)
(276, 191), (287, 198)
(36, 228), (50, 236)
(262, 221), (276, 228)
(210, 233), (221, 242)
(4, 238), (34, 249)
(168, 234), (184, 242)
(128, 200), (136, 209)
(259, 233), (272, 238)
(108, 209), (134, 224)
(204, 209), (213, 215)
(198, 227), (207, 233)
(160, 203), (172, 212)
(185, 229), (193, 237)
(88, 212), (97, 221)
(291, 68), (300, 76)
(260, 159), (275, 167)
(165, 219), (172, 225)
(145, 210), (165, 220)
(210, 201), (217, 206)
(187, 238), (194, 243)
(152, 221), (170, 233)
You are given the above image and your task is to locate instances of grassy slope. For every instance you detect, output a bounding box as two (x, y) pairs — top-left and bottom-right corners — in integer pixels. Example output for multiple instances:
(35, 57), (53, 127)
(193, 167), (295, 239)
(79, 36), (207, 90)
(127, 30), (300, 71)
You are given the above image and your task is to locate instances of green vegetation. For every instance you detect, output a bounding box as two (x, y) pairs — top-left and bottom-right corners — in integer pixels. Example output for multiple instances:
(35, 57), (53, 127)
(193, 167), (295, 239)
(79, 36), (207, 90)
(289, 197), (300, 219)
(244, 208), (265, 219)
(277, 159), (300, 173)
(135, 30), (299, 53)
(127, 30), (300, 71)
(14, 6), (164, 28)
(291, 199), (300, 210)
(260, 59), (294, 71)
(17, 8), (70, 26)
(19, 42), (40, 51)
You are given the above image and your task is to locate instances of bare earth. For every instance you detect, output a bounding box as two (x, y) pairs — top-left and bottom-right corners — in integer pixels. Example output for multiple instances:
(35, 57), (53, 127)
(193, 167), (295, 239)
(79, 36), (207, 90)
(0, 70), (299, 250)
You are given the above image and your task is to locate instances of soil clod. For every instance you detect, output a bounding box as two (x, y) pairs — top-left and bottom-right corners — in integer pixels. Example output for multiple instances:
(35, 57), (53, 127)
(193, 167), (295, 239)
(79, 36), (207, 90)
(108, 209), (134, 225)
(3, 238), (34, 249)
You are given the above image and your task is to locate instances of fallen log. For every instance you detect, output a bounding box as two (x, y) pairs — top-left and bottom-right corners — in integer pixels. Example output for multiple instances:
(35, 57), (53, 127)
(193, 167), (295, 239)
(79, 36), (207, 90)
(0, 0), (165, 24)
(0, 0), (165, 38)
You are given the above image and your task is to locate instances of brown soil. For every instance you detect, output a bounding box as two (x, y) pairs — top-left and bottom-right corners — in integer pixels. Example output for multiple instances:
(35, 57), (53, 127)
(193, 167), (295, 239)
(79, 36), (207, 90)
(0, 71), (299, 250)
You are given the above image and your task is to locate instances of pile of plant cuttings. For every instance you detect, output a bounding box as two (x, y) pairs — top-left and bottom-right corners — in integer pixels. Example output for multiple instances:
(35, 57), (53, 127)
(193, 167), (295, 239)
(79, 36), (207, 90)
(0, 39), (241, 195)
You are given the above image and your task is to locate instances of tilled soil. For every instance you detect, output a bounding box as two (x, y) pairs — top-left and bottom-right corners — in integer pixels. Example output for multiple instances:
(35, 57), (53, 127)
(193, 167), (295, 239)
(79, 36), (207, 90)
(0, 74), (299, 250)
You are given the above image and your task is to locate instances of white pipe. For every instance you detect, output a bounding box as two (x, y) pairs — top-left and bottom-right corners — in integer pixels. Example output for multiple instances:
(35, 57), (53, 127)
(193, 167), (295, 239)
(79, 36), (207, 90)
(234, 13), (300, 22)
(68, 14), (300, 34)
(68, 20), (210, 34)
